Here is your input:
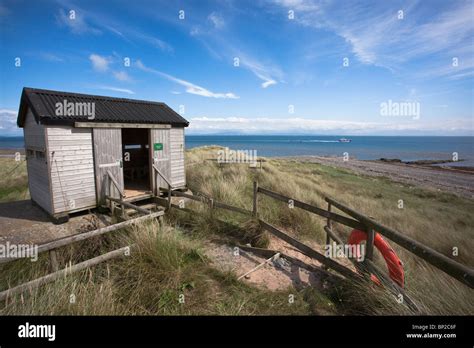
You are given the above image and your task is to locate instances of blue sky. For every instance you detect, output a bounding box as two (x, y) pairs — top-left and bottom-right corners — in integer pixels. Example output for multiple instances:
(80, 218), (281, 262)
(0, 0), (473, 135)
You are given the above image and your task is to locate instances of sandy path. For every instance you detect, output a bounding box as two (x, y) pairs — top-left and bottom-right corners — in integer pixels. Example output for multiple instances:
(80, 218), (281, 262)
(203, 235), (350, 293)
(0, 200), (112, 246)
(282, 156), (474, 199)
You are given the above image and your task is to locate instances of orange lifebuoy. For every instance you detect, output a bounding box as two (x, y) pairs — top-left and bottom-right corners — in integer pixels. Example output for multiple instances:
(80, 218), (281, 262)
(348, 229), (405, 288)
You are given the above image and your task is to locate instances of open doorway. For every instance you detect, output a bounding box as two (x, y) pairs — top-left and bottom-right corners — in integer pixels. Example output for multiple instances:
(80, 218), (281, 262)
(121, 128), (151, 198)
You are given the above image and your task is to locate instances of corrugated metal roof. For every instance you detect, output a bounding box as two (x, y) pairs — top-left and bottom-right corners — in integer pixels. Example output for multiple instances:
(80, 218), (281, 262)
(17, 87), (189, 127)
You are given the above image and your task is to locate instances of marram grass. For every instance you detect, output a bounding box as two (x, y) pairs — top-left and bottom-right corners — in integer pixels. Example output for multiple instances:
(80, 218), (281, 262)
(0, 147), (473, 315)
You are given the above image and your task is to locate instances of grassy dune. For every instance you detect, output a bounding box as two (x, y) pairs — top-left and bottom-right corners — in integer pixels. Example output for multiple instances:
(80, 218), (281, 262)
(0, 222), (318, 315)
(0, 158), (29, 202)
(0, 147), (473, 315)
(180, 146), (474, 315)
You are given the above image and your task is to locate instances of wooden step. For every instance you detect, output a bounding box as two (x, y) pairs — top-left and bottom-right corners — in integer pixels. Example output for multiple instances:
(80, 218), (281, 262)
(123, 193), (154, 203)
(122, 203), (164, 217)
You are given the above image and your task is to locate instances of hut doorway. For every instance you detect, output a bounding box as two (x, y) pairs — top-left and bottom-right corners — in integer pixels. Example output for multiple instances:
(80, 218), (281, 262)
(121, 128), (152, 198)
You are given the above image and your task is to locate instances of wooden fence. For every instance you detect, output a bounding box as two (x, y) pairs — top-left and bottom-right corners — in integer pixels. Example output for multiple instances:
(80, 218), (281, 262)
(2, 180), (472, 305)
(0, 210), (164, 301)
(170, 181), (474, 290)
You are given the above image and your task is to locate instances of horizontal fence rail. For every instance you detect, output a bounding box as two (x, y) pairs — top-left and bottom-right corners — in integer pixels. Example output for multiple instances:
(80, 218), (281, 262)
(0, 246), (131, 302)
(0, 211), (164, 264)
(106, 196), (153, 215)
(257, 187), (366, 230)
(169, 200), (358, 281)
(170, 190), (252, 216)
(168, 182), (473, 289)
(259, 220), (360, 280)
(214, 201), (252, 216)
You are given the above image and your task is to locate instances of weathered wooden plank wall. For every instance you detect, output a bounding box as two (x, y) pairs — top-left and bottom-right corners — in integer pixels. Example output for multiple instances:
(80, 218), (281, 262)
(93, 128), (123, 204)
(47, 126), (96, 213)
(170, 127), (186, 188)
(23, 108), (52, 214)
(150, 128), (170, 190)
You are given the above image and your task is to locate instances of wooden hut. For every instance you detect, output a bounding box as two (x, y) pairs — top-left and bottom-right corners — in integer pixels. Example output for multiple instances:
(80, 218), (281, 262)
(17, 87), (189, 221)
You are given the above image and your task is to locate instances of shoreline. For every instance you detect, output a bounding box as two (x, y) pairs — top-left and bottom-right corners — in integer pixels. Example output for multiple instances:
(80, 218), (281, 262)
(0, 149), (24, 158)
(1, 146), (472, 170)
(1, 143), (472, 166)
(279, 155), (474, 199)
(2, 147), (473, 197)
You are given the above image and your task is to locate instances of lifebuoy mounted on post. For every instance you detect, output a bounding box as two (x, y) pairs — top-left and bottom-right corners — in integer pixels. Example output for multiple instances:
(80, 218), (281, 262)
(348, 229), (405, 288)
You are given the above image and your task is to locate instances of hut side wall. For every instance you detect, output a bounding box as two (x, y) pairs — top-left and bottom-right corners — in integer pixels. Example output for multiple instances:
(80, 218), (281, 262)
(23, 108), (53, 214)
(46, 126), (96, 214)
(170, 127), (186, 188)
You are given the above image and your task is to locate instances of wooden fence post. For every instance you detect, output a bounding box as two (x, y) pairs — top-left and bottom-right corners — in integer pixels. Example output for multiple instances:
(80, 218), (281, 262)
(366, 228), (375, 261)
(326, 202), (332, 246)
(49, 250), (59, 272)
(253, 181), (258, 218)
(108, 177), (115, 214)
(167, 185), (172, 211)
(208, 197), (214, 219)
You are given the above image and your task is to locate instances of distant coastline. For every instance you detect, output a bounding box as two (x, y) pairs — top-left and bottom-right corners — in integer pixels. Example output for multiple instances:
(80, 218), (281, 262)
(185, 135), (474, 167)
(2, 135), (473, 167)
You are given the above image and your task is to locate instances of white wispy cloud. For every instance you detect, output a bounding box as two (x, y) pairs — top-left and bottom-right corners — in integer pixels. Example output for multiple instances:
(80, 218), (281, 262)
(183, 10), (282, 88)
(135, 60), (239, 99)
(131, 31), (174, 52)
(89, 54), (134, 82)
(273, 0), (320, 12)
(208, 12), (225, 29)
(96, 86), (135, 95)
(225, 46), (282, 88)
(89, 54), (110, 72)
(199, 40), (282, 88)
(113, 71), (131, 81)
(406, 3), (474, 59)
(413, 57), (474, 81)
(271, 0), (474, 79)
(188, 116), (472, 135)
(240, 56), (279, 88)
(56, 8), (101, 35)
(38, 52), (64, 62)
(55, 3), (173, 52)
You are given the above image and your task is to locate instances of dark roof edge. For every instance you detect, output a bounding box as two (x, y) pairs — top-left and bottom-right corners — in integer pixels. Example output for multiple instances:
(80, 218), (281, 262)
(17, 87), (190, 128)
(38, 118), (189, 127)
(22, 87), (168, 106)
(17, 88), (41, 128)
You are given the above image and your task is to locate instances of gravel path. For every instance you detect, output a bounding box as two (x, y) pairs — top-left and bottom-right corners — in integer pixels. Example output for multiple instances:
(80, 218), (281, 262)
(281, 156), (474, 199)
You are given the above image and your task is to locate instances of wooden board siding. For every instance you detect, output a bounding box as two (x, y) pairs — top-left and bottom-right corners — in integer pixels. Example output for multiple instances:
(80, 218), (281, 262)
(47, 126), (96, 214)
(23, 109), (52, 214)
(150, 128), (170, 190)
(93, 128), (123, 204)
(170, 127), (186, 188)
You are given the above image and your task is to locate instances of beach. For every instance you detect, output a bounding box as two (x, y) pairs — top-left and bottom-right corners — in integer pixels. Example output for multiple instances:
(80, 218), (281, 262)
(283, 156), (474, 199)
(0, 148), (24, 157)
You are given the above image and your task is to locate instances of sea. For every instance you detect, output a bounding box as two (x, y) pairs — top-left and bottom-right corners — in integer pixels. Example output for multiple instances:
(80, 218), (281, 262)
(2, 135), (473, 167)
(185, 135), (474, 167)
